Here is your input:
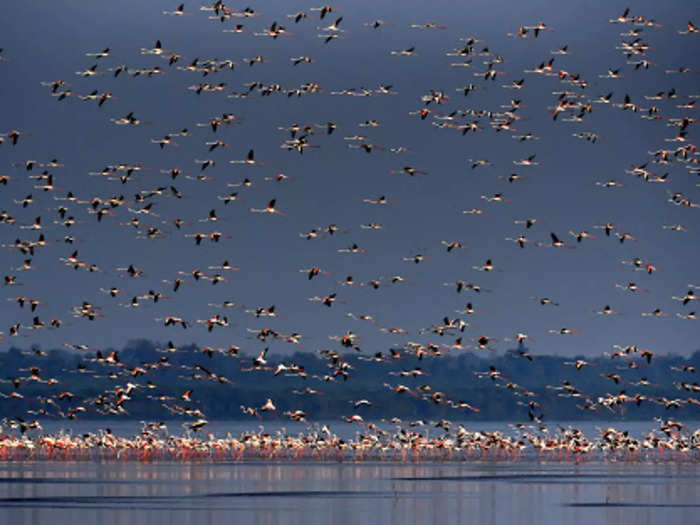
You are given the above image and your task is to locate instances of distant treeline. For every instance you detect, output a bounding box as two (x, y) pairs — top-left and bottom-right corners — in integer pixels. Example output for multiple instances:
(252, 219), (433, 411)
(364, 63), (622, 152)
(1, 339), (698, 423)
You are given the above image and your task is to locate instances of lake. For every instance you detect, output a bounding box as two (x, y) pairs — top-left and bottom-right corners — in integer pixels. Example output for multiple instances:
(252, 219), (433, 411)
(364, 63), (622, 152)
(0, 460), (697, 525)
(0, 420), (698, 525)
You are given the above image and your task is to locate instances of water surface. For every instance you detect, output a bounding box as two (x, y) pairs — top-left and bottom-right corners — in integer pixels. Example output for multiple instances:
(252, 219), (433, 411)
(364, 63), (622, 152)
(0, 460), (697, 525)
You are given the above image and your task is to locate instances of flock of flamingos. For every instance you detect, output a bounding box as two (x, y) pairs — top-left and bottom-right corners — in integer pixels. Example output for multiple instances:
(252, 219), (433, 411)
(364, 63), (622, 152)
(0, 3), (698, 461)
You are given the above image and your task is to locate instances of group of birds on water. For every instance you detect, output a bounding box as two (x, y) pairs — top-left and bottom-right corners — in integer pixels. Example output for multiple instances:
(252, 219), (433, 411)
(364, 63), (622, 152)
(0, 418), (699, 461)
(0, 3), (698, 461)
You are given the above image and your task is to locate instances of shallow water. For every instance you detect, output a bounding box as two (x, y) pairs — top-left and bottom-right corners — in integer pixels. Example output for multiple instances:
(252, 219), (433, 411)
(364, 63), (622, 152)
(0, 460), (697, 525)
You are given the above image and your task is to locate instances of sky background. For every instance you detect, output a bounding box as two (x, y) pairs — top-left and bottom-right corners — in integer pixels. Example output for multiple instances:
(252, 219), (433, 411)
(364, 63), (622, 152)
(0, 0), (698, 358)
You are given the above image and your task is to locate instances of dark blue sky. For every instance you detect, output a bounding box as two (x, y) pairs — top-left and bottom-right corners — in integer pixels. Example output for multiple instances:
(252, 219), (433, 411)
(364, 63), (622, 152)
(1, 0), (698, 357)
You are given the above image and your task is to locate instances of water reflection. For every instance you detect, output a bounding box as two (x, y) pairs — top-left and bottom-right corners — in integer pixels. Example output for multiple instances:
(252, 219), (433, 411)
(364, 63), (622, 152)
(0, 461), (697, 525)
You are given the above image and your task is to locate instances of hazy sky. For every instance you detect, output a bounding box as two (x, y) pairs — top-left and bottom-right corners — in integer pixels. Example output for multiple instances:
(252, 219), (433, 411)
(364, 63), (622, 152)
(1, 0), (698, 357)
